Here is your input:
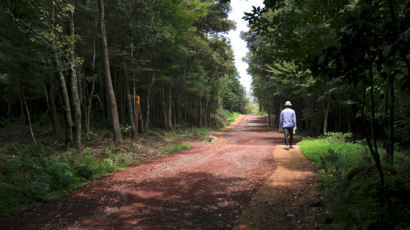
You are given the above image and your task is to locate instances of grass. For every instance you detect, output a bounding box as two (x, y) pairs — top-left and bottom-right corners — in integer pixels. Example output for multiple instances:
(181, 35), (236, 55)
(166, 129), (194, 137)
(225, 111), (240, 126)
(0, 111), (241, 216)
(299, 133), (410, 229)
(299, 138), (365, 177)
(161, 127), (209, 140)
(193, 127), (209, 136)
(0, 143), (128, 216)
(165, 143), (192, 153)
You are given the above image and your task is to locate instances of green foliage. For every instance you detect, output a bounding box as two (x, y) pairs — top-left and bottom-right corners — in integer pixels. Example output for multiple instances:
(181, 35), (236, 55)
(225, 111), (240, 126)
(244, 0), (409, 140)
(144, 128), (162, 136)
(120, 125), (133, 137)
(193, 127), (209, 136)
(245, 102), (259, 114)
(0, 0), (246, 140)
(166, 129), (194, 138)
(323, 132), (354, 144)
(165, 143), (192, 153)
(0, 143), (127, 216)
(299, 136), (410, 229)
(223, 72), (249, 113)
(163, 127), (210, 141)
(214, 109), (240, 128)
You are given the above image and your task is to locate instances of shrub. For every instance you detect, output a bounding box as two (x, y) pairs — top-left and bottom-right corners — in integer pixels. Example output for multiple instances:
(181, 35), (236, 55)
(193, 127), (209, 136)
(214, 109), (240, 128)
(166, 144), (192, 153)
(0, 144), (128, 216)
(299, 136), (410, 229)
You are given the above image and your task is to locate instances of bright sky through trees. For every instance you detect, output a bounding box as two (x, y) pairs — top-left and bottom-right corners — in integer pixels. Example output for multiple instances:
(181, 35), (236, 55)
(228, 0), (264, 93)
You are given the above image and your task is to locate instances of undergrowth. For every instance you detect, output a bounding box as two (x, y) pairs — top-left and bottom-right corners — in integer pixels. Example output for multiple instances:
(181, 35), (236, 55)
(215, 110), (240, 128)
(0, 143), (128, 216)
(299, 132), (410, 229)
(161, 127), (209, 140)
(166, 143), (192, 153)
(0, 112), (242, 216)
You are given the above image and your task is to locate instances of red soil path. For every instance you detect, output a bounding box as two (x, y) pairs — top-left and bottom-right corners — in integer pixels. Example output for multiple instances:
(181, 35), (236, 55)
(0, 115), (323, 230)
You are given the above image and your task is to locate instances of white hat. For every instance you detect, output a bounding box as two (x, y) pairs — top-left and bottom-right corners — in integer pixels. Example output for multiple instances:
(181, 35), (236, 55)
(284, 101), (292, 106)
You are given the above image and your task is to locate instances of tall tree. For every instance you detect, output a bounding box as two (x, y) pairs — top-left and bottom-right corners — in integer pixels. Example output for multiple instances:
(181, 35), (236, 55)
(69, 2), (82, 147)
(97, 0), (122, 144)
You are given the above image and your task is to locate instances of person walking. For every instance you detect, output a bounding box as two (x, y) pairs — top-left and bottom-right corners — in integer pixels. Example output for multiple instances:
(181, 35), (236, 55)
(280, 101), (297, 150)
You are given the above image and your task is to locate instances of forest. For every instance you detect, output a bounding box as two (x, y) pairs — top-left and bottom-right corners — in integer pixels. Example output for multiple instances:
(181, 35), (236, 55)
(0, 0), (409, 228)
(244, 0), (409, 228)
(0, 0), (248, 147)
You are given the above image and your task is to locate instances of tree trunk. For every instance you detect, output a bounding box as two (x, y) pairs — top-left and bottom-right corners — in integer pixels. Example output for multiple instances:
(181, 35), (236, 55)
(173, 101), (177, 127)
(199, 91), (203, 128)
(145, 73), (155, 129)
(86, 79), (95, 139)
(48, 80), (60, 136)
(98, 0), (122, 144)
(19, 89), (25, 122)
(323, 95), (330, 134)
(55, 57), (73, 146)
(69, 8), (82, 147)
(177, 94), (182, 124)
(205, 98), (209, 127)
(162, 83), (169, 129)
(127, 85), (134, 127)
(43, 84), (50, 117)
(366, 70), (389, 208)
(124, 60), (134, 129)
(85, 14), (98, 140)
(138, 103), (144, 133)
(278, 99), (283, 131)
(168, 80), (173, 129)
(184, 106), (187, 125)
(134, 101), (139, 141)
(7, 87), (12, 117)
(388, 77), (395, 164)
(134, 82), (144, 133)
(128, 41), (135, 131)
(21, 82), (37, 146)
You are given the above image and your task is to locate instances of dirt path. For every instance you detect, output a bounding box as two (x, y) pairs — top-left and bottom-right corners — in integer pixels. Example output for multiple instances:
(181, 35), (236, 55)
(233, 145), (325, 230)
(0, 115), (325, 230)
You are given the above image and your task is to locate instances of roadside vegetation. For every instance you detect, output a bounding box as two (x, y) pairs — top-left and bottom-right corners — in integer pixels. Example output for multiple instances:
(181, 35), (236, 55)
(0, 0), (251, 217)
(299, 133), (410, 229)
(0, 111), (241, 216)
(0, 144), (127, 215)
(166, 143), (193, 153)
(246, 0), (409, 228)
(221, 110), (240, 127)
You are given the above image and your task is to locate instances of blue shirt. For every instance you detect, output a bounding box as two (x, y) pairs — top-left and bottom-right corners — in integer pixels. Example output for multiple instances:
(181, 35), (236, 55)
(280, 108), (296, 128)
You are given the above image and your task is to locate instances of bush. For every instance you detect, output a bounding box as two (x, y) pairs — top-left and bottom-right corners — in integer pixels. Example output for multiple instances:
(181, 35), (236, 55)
(193, 127), (209, 136)
(166, 129), (194, 137)
(324, 132), (354, 144)
(214, 109), (240, 128)
(299, 135), (410, 229)
(0, 143), (128, 216)
(165, 144), (192, 153)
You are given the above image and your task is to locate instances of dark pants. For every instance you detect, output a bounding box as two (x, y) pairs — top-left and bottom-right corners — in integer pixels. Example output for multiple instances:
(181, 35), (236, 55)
(283, 127), (293, 146)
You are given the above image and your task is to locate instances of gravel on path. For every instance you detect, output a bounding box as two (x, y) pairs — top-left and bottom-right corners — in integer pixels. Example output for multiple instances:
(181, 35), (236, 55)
(0, 115), (326, 230)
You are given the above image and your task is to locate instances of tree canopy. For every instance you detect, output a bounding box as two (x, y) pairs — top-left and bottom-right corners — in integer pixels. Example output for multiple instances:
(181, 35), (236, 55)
(0, 0), (249, 146)
(244, 0), (409, 228)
